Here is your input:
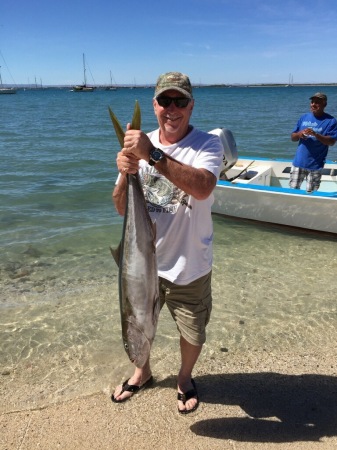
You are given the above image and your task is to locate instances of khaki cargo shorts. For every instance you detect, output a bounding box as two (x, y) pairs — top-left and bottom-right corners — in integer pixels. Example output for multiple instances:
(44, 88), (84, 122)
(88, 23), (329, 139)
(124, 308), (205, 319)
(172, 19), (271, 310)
(159, 271), (212, 346)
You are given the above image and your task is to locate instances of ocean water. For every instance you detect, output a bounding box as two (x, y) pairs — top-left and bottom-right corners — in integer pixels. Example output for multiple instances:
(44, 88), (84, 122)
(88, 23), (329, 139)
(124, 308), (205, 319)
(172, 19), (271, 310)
(1, 85), (337, 413)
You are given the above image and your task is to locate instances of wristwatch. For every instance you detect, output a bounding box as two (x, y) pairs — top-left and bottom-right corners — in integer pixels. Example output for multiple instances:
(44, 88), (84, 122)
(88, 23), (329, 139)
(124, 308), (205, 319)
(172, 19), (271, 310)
(149, 148), (165, 166)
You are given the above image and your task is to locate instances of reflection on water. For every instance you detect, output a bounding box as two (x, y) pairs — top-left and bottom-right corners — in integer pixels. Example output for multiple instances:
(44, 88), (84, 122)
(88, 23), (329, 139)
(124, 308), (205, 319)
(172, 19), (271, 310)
(1, 216), (337, 413)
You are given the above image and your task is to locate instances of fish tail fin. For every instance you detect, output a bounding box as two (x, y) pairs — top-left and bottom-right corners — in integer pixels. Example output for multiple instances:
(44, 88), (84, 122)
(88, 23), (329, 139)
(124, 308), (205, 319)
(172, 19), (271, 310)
(108, 107), (125, 147)
(131, 100), (141, 130)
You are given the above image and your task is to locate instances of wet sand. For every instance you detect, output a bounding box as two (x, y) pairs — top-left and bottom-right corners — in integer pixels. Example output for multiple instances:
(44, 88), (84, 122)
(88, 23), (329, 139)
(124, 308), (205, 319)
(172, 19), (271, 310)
(2, 348), (337, 450)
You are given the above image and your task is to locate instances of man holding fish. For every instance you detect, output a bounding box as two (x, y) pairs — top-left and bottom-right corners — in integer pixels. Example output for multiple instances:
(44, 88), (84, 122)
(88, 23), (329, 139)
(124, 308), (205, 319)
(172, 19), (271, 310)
(111, 72), (223, 414)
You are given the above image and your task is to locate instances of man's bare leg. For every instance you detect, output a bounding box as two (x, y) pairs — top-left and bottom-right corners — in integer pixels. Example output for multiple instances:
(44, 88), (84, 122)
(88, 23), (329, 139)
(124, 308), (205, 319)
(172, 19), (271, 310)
(177, 336), (202, 412)
(112, 358), (152, 402)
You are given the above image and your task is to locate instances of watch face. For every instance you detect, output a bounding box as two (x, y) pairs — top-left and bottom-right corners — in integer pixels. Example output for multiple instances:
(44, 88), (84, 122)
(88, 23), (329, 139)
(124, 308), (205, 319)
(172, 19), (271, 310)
(152, 149), (162, 161)
(151, 149), (163, 161)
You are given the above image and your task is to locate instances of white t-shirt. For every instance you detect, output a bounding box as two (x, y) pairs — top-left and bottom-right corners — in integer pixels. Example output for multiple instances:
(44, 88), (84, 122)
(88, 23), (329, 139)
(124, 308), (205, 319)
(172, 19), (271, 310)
(138, 126), (223, 285)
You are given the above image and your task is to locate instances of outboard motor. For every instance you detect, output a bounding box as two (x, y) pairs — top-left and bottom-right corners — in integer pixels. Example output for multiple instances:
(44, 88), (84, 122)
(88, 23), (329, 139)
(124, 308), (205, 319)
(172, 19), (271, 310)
(209, 128), (238, 178)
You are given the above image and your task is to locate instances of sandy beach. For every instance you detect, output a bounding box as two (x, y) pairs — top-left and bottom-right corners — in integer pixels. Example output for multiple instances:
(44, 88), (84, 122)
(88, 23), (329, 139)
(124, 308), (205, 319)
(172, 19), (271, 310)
(2, 347), (337, 450)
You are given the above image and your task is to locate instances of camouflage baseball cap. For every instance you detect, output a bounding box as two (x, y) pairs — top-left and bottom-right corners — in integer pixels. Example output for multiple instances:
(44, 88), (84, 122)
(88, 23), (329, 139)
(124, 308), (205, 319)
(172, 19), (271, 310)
(155, 72), (193, 99)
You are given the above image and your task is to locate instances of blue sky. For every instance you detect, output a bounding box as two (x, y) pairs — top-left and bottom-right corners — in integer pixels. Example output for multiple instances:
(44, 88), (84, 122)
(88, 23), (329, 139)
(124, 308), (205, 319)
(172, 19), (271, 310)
(1, 0), (336, 86)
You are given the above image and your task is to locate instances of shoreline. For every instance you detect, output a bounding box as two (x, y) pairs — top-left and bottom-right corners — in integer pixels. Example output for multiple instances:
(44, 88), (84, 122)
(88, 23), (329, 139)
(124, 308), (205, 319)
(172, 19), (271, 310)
(2, 349), (337, 449)
(9, 83), (337, 91)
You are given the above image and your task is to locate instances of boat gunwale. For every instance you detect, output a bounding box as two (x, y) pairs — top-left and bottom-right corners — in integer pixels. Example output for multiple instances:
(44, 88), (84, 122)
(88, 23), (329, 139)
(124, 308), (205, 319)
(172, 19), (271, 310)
(217, 156), (337, 198)
(216, 180), (337, 198)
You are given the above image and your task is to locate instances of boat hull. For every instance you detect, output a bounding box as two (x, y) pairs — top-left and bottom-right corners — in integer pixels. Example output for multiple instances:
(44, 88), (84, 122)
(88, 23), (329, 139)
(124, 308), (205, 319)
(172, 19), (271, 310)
(72, 85), (95, 92)
(0, 88), (16, 94)
(212, 157), (337, 234)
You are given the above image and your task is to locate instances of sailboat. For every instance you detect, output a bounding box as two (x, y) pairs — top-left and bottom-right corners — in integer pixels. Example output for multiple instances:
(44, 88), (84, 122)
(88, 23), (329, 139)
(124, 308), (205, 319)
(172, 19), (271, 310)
(285, 73), (294, 87)
(0, 65), (16, 94)
(72, 54), (96, 92)
(105, 70), (117, 91)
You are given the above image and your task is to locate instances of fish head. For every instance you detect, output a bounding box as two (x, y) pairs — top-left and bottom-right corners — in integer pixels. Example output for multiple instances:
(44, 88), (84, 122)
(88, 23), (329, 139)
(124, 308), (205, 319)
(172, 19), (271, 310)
(122, 323), (151, 368)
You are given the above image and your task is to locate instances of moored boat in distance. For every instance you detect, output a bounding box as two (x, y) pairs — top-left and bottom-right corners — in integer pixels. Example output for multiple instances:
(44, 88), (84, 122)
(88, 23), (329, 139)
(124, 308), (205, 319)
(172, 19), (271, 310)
(71, 54), (96, 92)
(105, 70), (117, 91)
(210, 128), (337, 235)
(0, 87), (16, 94)
(0, 65), (16, 94)
(72, 84), (95, 92)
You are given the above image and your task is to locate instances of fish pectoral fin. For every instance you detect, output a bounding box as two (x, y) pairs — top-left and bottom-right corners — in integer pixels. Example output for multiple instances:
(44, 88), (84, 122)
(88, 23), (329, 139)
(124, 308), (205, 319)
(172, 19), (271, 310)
(152, 221), (157, 251)
(110, 242), (121, 267)
(153, 296), (161, 319)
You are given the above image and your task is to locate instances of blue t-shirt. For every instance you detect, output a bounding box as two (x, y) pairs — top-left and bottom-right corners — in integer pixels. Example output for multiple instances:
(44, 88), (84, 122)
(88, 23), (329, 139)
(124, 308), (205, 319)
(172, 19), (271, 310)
(292, 112), (337, 170)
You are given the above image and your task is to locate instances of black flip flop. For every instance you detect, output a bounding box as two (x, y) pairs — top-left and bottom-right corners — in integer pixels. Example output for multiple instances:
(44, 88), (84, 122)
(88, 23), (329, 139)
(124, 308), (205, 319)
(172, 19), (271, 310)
(177, 378), (199, 414)
(111, 376), (153, 403)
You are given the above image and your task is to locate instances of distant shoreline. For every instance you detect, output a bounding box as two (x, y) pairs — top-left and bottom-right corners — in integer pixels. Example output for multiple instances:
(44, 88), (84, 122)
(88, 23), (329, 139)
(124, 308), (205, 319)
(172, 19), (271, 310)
(5, 82), (337, 91)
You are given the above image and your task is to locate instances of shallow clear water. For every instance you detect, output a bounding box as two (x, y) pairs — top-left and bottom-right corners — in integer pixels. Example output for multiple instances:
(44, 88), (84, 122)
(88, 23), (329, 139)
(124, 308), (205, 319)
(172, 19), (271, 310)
(1, 86), (337, 413)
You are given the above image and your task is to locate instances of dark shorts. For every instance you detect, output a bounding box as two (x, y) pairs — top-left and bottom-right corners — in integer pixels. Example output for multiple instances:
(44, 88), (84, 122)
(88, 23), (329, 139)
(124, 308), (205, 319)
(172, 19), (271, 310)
(159, 272), (212, 346)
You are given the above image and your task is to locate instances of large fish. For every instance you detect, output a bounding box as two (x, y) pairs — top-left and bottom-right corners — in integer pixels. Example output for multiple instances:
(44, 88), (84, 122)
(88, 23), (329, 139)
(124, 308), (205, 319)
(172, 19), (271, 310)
(109, 102), (160, 368)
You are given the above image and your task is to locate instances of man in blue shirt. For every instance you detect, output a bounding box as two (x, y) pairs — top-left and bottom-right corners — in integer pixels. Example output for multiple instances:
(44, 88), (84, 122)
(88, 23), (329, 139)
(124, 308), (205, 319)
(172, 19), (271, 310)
(290, 92), (337, 192)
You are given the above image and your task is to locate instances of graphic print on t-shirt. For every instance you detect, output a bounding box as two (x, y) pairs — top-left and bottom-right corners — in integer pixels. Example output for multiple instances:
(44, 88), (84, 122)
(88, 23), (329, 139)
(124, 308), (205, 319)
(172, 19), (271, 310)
(141, 169), (191, 213)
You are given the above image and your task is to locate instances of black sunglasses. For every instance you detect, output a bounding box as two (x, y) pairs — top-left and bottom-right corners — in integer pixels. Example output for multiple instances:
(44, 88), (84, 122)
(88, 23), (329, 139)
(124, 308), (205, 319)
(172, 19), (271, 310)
(156, 96), (191, 108)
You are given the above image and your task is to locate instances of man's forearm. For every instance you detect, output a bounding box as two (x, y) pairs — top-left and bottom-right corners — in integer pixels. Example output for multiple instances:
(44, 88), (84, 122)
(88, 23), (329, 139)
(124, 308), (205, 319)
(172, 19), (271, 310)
(291, 132), (300, 142)
(155, 156), (216, 200)
(112, 175), (127, 216)
(314, 133), (336, 146)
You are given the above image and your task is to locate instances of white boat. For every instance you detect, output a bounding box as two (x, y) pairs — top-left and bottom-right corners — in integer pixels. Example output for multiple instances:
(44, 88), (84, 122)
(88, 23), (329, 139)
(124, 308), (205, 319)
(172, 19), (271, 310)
(72, 54), (96, 92)
(0, 65), (16, 94)
(0, 86), (16, 94)
(73, 85), (95, 92)
(209, 128), (337, 235)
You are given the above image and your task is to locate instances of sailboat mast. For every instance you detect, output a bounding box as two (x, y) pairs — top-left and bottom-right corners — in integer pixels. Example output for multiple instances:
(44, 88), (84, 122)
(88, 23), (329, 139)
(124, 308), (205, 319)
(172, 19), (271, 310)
(83, 53), (87, 86)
